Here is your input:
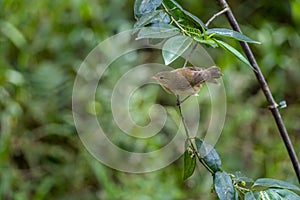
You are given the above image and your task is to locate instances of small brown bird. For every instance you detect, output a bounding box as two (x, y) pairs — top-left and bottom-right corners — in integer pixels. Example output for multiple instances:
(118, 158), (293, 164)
(152, 66), (222, 96)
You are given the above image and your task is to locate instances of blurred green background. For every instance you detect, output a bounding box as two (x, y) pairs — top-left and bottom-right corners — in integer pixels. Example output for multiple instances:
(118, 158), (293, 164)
(1, 0), (300, 199)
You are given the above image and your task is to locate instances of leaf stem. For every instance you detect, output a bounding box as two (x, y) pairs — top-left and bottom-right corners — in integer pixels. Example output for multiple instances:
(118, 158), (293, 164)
(216, 0), (300, 183)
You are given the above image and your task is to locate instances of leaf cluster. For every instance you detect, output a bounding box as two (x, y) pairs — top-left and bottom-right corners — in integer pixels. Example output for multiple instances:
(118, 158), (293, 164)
(183, 138), (300, 200)
(133, 0), (260, 68)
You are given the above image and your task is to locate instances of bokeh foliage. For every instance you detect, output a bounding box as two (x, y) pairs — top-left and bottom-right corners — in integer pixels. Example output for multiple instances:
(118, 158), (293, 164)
(0, 0), (299, 199)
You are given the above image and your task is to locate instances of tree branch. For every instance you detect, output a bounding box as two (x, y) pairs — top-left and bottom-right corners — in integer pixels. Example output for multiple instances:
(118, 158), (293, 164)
(216, 0), (300, 183)
(205, 7), (229, 27)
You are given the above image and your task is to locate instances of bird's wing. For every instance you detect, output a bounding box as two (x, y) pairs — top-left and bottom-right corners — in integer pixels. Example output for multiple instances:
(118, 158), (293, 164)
(192, 66), (222, 85)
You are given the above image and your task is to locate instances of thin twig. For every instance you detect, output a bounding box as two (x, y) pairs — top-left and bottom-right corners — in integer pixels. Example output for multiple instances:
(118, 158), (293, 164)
(205, 7), (229, 27)
(216, 0), (300, 183)
(183, 43), (198, 68)
(177, 95), (214, 174)
(177, 95), (190, 139)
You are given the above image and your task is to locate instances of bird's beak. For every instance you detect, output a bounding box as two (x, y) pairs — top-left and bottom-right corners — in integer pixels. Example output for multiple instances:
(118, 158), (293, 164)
(151, 75), (157, 80)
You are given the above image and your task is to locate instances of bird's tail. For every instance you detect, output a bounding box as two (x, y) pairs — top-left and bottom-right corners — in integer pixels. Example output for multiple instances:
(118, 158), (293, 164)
(206, 66), (222, 83)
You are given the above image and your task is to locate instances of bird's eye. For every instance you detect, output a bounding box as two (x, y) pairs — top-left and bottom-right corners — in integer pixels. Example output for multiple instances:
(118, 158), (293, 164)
(159, 76), (164, 79)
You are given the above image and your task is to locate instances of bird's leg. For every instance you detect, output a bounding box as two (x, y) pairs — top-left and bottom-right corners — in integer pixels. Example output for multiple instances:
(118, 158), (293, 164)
(180, 95), (191, 104)
(176, 95), (191, 105)
(176, 95), (181, 106)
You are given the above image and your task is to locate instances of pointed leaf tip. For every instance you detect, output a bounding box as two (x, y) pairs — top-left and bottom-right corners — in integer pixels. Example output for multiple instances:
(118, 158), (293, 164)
(207, 28), (261, 44)
(213, 39), (255, 70)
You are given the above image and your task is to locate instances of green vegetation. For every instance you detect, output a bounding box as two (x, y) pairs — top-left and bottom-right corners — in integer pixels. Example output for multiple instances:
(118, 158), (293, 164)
(1, 0), (300, 199)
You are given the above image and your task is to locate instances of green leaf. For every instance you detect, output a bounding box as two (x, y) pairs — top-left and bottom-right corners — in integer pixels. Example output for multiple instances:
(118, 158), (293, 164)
(136, 24), (180, 39)
(183, 148), (196, 180)
(162, 35), (193, 65)
(244, 191), (261, 200)
(163, 0), (183, 11)
(260, 190), (284, 200)
(273, 189), (300, 199)
(214, 171), (235, 200)
(148, 38), (165, 45)
(162, 0), (205, 31)
(134, 10), (161, 31)
(194, 138), (222, 173)
(193, 36), (218, 48)
(252, 178), (300, 192)
(134, 0), (162, 18)
(245, 189), (300, 200)
(153, 11), (171, 24)
(213, 39), (253, 69)
(259, 191), (270, 200)
(206, 28), (260, 44)
(0, 20), (27, 50)
(234, 188), (239, 200)
(133, 10), (163, 32)
(182, 10), (207, 30)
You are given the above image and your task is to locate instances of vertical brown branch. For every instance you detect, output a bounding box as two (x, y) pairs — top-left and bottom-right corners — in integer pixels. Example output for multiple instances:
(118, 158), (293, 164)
(216, 0), (300, 183)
